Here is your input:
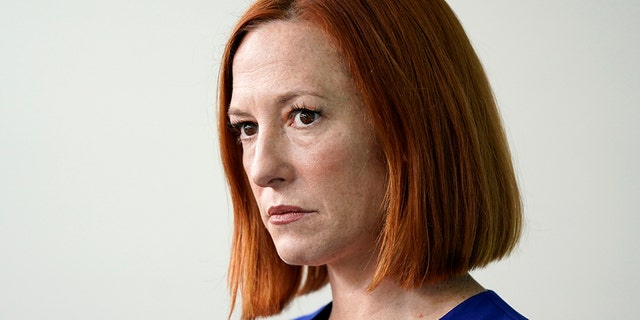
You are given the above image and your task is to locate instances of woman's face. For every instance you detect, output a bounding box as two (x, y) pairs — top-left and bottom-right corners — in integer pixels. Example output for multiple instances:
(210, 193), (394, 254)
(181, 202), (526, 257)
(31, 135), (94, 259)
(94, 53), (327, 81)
(228, 21), (387, 267)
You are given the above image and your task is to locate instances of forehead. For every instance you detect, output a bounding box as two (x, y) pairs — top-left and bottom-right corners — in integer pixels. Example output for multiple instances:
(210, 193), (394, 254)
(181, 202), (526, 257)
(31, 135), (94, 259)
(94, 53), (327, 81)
(230, 21), (352, 103)
(233, 20), (345, 71)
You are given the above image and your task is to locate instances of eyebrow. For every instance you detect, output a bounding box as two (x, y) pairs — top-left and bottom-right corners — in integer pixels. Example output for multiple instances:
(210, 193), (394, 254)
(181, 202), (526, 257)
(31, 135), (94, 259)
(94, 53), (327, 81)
(276, 90), (324, 104)
(228, 89), (325, 117)
(227, 108), (251, 118)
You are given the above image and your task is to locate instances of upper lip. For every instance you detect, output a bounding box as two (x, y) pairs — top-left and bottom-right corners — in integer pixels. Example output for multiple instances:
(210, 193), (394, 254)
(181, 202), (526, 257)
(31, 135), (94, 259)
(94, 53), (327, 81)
(268, 205), (312, 216)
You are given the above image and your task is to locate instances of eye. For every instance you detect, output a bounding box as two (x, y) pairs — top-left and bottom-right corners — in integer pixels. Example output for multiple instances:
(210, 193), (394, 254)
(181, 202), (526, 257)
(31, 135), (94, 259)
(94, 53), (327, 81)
(240, 122), (258, 136)
(291, 107), (321, 127)
(229, 121), (258, 139)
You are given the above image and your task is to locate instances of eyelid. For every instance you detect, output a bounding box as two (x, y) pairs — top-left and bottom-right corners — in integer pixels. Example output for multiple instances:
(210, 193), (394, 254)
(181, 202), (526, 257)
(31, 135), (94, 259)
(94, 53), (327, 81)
(289, 103), (319, 113)
(227, 112), (255, 128)
(227, 117), (246, 131)
(226, 102), (322, 139)
(227, 117), (258, 142)
(227, 120), (243, 131)
(288, 103), (322, 118)
(288, 103), (322, 127)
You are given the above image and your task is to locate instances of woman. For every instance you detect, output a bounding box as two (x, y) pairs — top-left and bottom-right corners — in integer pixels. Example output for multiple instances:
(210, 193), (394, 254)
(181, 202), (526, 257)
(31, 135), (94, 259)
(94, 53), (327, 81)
(218, 0), (525, 319)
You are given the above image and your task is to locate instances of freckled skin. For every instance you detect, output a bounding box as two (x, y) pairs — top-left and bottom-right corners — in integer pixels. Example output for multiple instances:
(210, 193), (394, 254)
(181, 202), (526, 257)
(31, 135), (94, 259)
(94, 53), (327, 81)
(229, 20), (489, 320)
(229, 21), (387, 267)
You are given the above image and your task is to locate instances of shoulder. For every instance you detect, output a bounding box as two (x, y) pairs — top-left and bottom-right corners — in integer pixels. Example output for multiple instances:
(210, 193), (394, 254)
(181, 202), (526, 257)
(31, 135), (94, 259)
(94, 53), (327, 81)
(440, 290), (528, 320)
(293, 291), (525, 320)
(293, 302), (332, 320)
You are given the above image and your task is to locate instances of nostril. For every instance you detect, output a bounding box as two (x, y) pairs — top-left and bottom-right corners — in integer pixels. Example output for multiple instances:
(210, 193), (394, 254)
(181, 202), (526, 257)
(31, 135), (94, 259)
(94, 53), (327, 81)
(248, 135), (294, 187)
(249, 154), (291, 187)
(267, 177), (286, 186)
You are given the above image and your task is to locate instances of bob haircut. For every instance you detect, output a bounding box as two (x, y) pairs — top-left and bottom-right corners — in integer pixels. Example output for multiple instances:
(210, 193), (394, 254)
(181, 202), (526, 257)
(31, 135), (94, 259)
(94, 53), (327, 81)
(218, 0), (522, 318)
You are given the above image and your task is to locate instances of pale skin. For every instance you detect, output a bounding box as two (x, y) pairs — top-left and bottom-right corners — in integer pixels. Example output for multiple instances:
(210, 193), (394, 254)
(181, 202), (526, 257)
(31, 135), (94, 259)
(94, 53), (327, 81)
(228, 21), (484, 320)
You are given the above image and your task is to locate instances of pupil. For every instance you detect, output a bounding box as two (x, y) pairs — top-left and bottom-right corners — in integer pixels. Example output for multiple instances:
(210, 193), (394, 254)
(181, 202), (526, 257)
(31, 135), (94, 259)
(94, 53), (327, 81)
(244, 124), (256, 135)
(300, 111), (313, 124)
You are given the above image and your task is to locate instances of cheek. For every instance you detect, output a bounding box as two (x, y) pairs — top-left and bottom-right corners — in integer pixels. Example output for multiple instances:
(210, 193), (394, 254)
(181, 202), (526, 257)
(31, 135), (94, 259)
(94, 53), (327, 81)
(295, 142), (352, 186)
(240, 149), (264, 204)
(297, 137), (383, 198)
(241, 147), (251, 174)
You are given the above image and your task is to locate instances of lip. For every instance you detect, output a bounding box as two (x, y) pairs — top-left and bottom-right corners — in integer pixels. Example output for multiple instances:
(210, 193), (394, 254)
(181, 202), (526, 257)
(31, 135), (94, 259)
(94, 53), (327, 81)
(267, 205), (313, 225)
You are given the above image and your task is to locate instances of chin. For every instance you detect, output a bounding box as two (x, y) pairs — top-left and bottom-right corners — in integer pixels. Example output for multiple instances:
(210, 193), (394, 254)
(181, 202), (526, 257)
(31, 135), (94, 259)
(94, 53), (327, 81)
(273, 238), (326, 266)
(275, 246), (315, 266)
(277, 255), (310, 266)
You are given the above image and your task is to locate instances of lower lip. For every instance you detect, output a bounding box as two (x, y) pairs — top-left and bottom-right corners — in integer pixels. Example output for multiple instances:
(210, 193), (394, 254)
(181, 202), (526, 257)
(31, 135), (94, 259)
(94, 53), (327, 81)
(269, 212), (307, 225)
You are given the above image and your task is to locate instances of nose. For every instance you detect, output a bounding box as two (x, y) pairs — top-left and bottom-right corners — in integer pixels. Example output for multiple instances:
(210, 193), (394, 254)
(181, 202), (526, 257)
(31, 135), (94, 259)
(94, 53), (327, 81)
(245, 127), (294, 188)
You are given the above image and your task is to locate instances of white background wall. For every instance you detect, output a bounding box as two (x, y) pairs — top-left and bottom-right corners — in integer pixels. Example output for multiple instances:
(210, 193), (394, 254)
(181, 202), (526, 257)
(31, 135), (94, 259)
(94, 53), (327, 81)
(1, 0), (638, 319)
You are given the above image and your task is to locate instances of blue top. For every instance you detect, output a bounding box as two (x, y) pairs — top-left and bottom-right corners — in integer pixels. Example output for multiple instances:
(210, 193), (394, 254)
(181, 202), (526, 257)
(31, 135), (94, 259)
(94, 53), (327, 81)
(294, 290), (527, 320)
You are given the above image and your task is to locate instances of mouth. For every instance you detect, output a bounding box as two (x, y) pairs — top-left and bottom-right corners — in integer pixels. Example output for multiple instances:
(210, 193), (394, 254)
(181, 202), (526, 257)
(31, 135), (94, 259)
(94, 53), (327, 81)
(267, 205), (313, 225)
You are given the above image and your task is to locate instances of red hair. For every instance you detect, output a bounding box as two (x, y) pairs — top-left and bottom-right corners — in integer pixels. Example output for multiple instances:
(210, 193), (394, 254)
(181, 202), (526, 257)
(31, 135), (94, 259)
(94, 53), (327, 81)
(218, 0), (522, 319)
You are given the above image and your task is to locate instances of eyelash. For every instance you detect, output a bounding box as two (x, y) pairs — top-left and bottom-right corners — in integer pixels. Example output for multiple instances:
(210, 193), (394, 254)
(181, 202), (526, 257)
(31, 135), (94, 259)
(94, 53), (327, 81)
(289, 104), (322, 126)
(227, 104), (322, 141)
(228, 120), (255, 141)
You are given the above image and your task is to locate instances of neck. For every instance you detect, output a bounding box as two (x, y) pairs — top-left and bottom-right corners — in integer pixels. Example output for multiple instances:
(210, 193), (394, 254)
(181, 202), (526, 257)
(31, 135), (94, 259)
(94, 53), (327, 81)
(325, 262), (484, 320)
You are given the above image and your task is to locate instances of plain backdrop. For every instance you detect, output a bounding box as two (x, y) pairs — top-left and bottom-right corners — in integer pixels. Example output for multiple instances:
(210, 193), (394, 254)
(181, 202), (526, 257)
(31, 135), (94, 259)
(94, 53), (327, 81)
(1, 0), (638, 319)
